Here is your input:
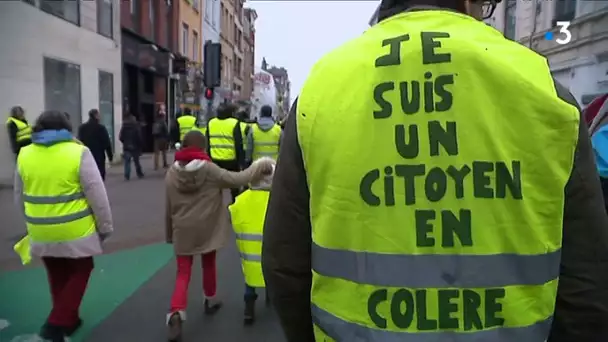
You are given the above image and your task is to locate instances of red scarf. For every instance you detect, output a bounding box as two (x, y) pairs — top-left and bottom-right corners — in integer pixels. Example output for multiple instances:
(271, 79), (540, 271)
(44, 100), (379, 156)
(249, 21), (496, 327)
(174, 147), (211, 163)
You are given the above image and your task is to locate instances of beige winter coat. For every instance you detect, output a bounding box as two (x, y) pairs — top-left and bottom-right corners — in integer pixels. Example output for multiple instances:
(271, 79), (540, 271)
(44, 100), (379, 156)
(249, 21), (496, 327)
(165, 158), (272, 255)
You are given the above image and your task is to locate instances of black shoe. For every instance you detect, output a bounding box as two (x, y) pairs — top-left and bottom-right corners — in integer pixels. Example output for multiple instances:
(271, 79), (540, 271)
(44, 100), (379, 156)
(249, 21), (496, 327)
(65, 318), (82, 336)
(244, 299), (256, 325)
(204, 298), (223, 315)
(39, 323), (66, 342)
(167, 312), (183, 342)
(137, 173), (145, 179)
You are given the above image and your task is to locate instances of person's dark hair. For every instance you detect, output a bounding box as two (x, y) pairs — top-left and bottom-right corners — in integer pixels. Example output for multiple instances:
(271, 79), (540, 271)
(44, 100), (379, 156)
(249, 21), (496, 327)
(88, 108), (99, 119)
(10, 106), (24, 117)
(260, 105), (273, 118)
(182, 130), (207, 149)
(33, 110), (73, 133)
(378, 0), (467, 22)
(184, 107), (192, 115)
(216, 103), (237, 119)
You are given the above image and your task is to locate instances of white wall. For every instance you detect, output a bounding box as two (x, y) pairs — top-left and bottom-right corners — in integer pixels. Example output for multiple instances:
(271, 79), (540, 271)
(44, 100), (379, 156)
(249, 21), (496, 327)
(0, 1), (123, 185)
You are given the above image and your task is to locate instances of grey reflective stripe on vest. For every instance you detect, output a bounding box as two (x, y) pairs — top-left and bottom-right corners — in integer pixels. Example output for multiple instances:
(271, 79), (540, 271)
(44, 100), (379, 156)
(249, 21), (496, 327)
(208, 134), (234, 140)
(235, 233), (263, 241)
(240, 252), (262, 262)
(23, 192), (85, 204)
(312, 242), (560, 288)
(25, 207), (93, 225)
(312, 304), (553, 342)
(255, 152), (279, 157)
(255, 142), (279, 146)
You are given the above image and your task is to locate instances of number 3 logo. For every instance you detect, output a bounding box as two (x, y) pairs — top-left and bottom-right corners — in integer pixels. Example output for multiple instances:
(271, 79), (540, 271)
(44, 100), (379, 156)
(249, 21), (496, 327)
(556, 21), (572, 45)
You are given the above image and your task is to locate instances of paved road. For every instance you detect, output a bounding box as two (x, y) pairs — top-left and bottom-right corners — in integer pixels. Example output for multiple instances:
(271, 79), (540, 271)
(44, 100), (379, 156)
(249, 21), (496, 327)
(0, 155), (286, 341)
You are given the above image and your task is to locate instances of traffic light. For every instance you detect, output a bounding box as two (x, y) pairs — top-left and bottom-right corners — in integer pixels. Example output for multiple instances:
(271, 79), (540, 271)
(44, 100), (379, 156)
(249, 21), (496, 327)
(204, 87), (214, 100)
(203, 41), (221, 87)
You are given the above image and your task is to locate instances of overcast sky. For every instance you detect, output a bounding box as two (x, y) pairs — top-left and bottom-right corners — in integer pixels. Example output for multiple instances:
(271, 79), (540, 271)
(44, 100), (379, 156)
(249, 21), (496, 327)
(249, 1), (378, 104)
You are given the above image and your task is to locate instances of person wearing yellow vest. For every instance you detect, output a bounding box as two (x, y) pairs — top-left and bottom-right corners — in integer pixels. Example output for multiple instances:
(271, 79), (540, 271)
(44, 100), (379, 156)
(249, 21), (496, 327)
(206, 103), (245, 201)
(229, 158), (275, 324)
(6, 106), (32, 158)
(246, 105), (282, 163)
(261, 0), (608, 341)
(14, 110), (113, 342)
(176, 108), (197, 141)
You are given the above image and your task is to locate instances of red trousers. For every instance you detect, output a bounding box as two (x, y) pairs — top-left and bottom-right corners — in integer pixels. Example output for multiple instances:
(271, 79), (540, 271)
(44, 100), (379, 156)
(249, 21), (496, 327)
(170, 251), (217, 312)
(42, 257), (94, 327)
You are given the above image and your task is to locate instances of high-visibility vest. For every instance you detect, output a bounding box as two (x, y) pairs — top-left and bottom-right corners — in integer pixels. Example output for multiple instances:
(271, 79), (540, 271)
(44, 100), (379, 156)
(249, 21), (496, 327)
(241, 123), (250, 152)
(17, 142), (96, 245)
(228, 189), (269, 288)
(6, 117), (32, 143)
(177, 115), (197, 141)
(208, 117), (239, 161)
(251, 124), (281, 161)
(297, 10), (579, 342)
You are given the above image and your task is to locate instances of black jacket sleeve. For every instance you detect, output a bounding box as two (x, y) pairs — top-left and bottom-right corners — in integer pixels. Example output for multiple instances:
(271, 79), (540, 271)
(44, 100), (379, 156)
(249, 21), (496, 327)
(262, 98), (315, 342)
(233, 122), (244, 168)
(101, 125), (113, 160)
(548, 82), (608, 341)
(7, 121), (18, 154)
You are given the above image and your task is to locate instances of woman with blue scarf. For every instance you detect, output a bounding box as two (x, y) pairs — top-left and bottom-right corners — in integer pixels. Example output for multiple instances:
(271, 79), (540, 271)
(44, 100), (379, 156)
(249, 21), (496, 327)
(14, 110), (113, 342)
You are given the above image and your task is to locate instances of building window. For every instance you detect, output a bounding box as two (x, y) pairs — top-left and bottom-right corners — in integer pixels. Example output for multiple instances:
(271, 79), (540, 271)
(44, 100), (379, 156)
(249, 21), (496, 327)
(182, 23), (189, 56)
(211, 0), (218, 27)
(98, 70), (115, 147)
(130, 0), (136, 14)
(555, 0), (576, 21)
(43, 57), (82, 128)
(97, 0), (113, 38)
(192, 31), (199, 61)
(193, 0), (200, 12)
(204, 0), (210, 21)
(504, 0), (517, 40)
(40, 0), (80, 26)
(149, 0), (156, 40)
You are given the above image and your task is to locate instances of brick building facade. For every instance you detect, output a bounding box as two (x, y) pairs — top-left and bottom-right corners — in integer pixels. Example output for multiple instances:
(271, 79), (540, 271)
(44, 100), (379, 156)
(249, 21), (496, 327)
(120, 0), (179, 152)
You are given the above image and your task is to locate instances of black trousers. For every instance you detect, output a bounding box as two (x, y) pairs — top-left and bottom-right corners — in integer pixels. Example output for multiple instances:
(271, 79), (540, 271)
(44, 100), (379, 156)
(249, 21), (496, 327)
(94, 157), (106, 180)
(214, 159), (241, 202)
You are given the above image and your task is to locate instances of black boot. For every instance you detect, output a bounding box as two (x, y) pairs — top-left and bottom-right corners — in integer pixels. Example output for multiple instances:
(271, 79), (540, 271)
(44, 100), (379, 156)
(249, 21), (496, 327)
(39, 323), (66, 342)
(204, 298), (223, 315)
(244, 299), (256, 325)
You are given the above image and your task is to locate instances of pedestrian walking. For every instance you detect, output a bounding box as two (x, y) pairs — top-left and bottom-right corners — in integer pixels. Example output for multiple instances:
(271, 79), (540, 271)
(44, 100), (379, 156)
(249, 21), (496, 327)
(6, 106), (32, 159)
(152, 108), (169, 170)
(261, 0), (608, 341)
(588, 95), (608, 212)
(246, 105), (281, 162)
(14, 110), (113, 342)
(176, 108), (197, 142)
(206, 103), (245, 202)
(119, 114), (144, 180)
(229, 161), (275, 324)
(164, 130), (273, 342)
(78, 109), (114, 180)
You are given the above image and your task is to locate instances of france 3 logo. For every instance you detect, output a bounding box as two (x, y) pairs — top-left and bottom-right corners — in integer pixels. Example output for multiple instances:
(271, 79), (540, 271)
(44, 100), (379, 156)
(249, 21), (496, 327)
(544, 21), (572, 45)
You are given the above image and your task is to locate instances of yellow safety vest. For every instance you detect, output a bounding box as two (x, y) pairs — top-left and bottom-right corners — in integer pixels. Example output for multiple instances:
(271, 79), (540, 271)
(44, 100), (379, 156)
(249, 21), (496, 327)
(297, 10), (579, 342)
(208, 117), (239, 161)
(177, 115), (197, 141)
(241, 123), (250, 152)
(228, 189), (269, 288)
(6, 117), (32, 142)
(17, 142), (96, 245)
(252, 124), (281, 161)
